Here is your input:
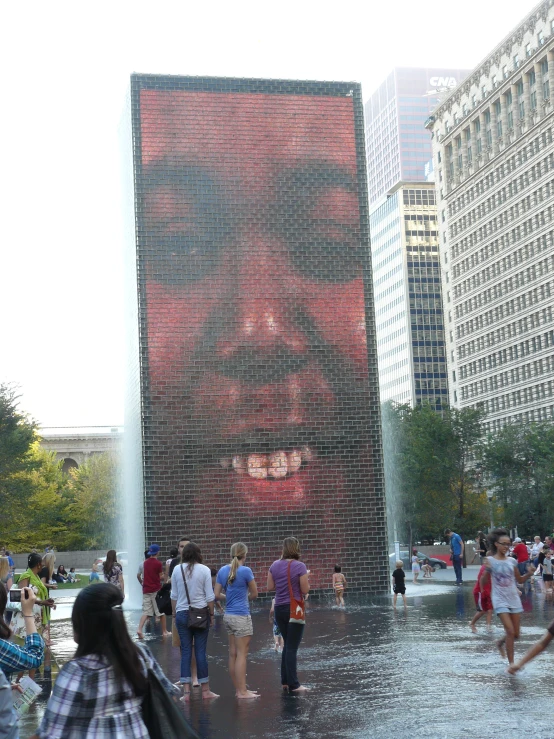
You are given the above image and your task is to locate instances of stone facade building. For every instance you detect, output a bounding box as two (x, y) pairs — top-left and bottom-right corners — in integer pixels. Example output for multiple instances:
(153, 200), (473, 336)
(427, 0), (554, 432)
(39, 427), (122, 473)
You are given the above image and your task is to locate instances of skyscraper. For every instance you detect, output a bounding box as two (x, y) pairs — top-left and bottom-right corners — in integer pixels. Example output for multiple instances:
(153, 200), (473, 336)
(366, 68), (469, 407)
(365, 68), (470, 206)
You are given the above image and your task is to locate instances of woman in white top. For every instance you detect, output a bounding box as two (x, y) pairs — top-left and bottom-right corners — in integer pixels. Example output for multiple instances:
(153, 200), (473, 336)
(480, 527), (534, 668)
(170, 542), (217, 702)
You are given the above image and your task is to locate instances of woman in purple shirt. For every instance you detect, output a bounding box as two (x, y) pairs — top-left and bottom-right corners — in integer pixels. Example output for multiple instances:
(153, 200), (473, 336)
(267, 537), (310, 693)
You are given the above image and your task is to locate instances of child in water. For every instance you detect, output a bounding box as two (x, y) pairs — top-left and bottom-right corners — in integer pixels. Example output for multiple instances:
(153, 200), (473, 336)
(269, 597), (284, 651)
(332, 565), (346, 607)
(411, 550), (422, 584)
(392, 560), (407, 608)
(542, 549), (553, 596)
(470, 555), (493, 632)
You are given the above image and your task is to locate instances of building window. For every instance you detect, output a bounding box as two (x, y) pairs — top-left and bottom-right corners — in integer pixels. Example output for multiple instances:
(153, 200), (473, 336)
(526, 42), (532, 57)
(514, 54), (520, 69)
(472, 94), (477, 108)
(539, 31), (545, 45)
(492, 74), (498, 88)
(517, 81), (525, 119)
(503, 65), (509, 79)
(542, 58), (550, 100)
(482, 85), (488, 98)
(462, 103), (468, 116)
(495, 101), (502, 137)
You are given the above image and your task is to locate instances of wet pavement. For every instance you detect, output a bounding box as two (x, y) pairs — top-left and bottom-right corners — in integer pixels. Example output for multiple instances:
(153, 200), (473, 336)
(18, 581), (554, 738)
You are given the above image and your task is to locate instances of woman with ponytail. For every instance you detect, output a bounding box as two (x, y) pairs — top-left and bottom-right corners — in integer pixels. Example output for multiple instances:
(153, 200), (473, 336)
(214, 542), (259, 699)
(31, 583), (180, 738)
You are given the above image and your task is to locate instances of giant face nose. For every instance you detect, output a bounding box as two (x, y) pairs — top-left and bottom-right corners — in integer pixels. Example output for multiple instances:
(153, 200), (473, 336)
(214, 225), (310, 368)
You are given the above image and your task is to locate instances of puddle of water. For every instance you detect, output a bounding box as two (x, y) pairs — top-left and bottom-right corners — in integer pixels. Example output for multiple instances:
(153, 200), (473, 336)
(18, 589), (554, 737)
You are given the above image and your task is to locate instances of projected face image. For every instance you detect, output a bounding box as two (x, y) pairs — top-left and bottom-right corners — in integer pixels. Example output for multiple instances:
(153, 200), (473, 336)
(138, 89), (373, 532)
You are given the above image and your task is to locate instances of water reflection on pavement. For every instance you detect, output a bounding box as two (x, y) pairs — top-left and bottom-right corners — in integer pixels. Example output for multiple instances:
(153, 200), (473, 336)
(18, 585), (554, 737)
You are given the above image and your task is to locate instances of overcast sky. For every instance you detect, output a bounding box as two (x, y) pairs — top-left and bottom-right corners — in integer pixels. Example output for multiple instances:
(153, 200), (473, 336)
(0, 0), (535, 428)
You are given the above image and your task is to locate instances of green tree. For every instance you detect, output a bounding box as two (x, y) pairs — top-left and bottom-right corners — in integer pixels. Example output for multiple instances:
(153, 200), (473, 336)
(481, 422), (554, 539)
(382, 402), (489, 544)
(65, 453), (120, 550)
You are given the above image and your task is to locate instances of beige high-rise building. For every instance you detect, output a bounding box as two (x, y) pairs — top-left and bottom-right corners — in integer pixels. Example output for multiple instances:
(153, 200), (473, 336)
(427, 0), (554, 433)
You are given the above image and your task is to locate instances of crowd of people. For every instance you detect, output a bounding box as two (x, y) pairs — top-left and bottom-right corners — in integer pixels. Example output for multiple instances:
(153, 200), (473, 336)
(5, 529), (554, 736)
(0, 536), (313, 737)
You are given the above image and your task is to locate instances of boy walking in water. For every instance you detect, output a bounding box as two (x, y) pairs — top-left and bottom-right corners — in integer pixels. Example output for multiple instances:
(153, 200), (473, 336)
(392, 561), (407, 608)
(332, 565), (346, 607)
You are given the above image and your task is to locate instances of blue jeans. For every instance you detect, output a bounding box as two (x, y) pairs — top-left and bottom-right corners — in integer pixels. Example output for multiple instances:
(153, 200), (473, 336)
(518, 561), (531, 594)
(452, 555), (463, 584)
(275, 604), (304, 690)
(176, 610), (210, 684)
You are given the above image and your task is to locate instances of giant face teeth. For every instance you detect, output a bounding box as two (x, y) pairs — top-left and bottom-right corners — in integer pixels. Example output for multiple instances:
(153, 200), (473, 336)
(223, 447), (313, 480)
(269, 451), (288, 478)
(247, 454), (268, 479)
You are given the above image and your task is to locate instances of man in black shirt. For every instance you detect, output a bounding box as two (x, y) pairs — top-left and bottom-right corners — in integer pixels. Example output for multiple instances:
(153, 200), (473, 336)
(168, 537), (190, 578)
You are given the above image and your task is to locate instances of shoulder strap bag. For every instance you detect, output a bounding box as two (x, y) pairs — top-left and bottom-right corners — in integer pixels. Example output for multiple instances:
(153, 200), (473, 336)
(141, 666), (200, 739)
(180, 565), (209, 630)
(287, 560), (306, 625)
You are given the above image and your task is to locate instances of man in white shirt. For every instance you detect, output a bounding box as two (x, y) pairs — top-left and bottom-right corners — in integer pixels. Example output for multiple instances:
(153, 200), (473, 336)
(531, 536), (544, 566)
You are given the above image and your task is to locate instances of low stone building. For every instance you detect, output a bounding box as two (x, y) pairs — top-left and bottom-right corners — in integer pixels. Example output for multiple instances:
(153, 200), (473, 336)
(39, 426), (123, 473)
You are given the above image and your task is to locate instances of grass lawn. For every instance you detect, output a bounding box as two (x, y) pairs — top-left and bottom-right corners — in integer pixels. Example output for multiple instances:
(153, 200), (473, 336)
(52, 578), (90, 591)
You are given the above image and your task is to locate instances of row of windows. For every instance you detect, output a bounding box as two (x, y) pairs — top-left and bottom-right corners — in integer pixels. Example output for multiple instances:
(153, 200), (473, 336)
(450, 158), (554, 237)
(460, 353), (554, 399)
(379, 342), (407, 361)
(375, 278), (404, 301)
(457, 305), (553, 359)
(379, 357), (408, 376)
(373, 247), (402, 273)
(483, 406), (554, 434)
(375, 294), (404, 317)
(410, 295), (442, 310)
(411, 329), (445, 343)
(376, 310), (406, 332)
(450, 171), (554, 240)
(453, 208), (553, 264)
(404, 214), (437, 223)
(456, 279), (554, 336)
(453, 228), (553, 281)
(447, 127), (553, 217)
(455, 257), (554, 319)
(454, 253), (554, 301)
(402, 190), (436, 205)
(459, 329), (554, 380)
(373, 262), (403, 288)
(476, 380), (554, 415)
(407, 244), (440, 256)
(377, 326), (407, 347)
(380, 374), (410, 392)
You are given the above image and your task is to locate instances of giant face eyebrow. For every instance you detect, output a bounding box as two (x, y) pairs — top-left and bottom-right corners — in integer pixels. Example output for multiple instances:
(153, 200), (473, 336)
(273, 161), (358, 199)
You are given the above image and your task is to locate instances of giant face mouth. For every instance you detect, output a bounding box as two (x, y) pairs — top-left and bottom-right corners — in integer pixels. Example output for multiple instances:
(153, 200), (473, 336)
(220, 445), (314, 480)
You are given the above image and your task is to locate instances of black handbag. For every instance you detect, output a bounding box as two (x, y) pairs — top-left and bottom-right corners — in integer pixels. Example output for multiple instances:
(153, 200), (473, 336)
(141, 667), (199, 739)
(155, 582), (172, 616)
(181, 565), (210, 630)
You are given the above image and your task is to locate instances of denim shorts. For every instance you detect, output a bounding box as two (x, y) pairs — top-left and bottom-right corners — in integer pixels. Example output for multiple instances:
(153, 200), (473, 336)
(495, 605), (523, 615)
(223, 614), (253, 638)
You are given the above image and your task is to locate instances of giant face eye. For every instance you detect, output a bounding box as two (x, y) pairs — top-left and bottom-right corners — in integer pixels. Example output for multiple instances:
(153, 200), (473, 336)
(142, 165), (233, 285)
(271, 164), (363, 283)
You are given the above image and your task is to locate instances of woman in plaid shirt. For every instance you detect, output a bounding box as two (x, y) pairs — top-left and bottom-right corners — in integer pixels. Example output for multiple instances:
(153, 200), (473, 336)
(30, 583), (180, 739)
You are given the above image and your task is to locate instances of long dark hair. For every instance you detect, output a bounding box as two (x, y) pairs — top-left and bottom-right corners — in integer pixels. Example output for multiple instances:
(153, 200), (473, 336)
(72, 584), (146, 695)
(58, 565), (67, 576)
(487, 527), (510, 555)
(0, 586), (10, 640)
(181, 542), (203, 574)
(103, 550), (118, 576)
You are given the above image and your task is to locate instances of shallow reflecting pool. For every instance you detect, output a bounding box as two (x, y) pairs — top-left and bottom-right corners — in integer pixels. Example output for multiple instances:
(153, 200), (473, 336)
(18, 585), (554, 737)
